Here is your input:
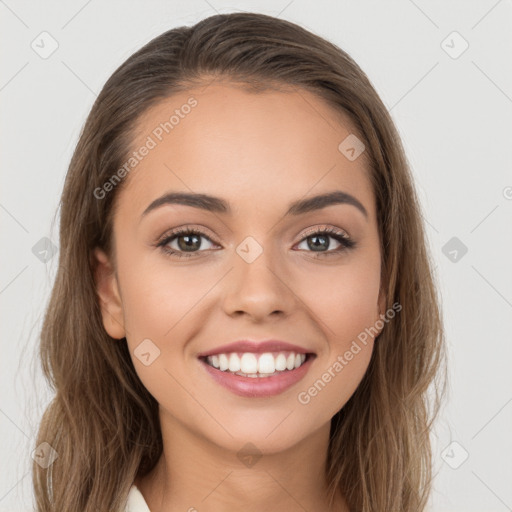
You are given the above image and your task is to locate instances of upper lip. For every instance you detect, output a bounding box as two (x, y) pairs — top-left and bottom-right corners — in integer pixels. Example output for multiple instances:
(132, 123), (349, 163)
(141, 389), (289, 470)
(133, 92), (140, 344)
(197, 339), (315, 358)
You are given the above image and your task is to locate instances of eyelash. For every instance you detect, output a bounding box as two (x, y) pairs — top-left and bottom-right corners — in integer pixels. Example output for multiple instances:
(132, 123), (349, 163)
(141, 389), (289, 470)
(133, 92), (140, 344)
(156, 225), (357, 259)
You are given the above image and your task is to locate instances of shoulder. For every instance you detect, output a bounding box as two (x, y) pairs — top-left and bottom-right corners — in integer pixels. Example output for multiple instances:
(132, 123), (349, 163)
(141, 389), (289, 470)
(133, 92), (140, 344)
(125, 484), (151, 512)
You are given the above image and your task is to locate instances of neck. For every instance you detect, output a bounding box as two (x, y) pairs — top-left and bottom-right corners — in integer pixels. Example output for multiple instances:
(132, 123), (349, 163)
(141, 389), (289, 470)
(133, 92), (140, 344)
(134, 411), (349, 512)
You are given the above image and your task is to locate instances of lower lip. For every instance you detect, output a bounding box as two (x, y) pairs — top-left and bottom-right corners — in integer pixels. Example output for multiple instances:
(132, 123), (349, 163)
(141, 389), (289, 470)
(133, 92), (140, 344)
(199, 355), (315, 398)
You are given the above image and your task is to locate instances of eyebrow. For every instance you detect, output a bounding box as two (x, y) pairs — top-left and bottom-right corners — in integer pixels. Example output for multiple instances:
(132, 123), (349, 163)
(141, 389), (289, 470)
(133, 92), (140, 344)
(141, 190), (368, 220)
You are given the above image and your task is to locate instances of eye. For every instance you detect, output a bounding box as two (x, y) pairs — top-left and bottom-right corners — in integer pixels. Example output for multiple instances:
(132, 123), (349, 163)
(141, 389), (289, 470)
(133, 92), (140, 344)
(295, 226), (356, 256)
(156, 227), (218, 258)
(156, 225), (356, 259)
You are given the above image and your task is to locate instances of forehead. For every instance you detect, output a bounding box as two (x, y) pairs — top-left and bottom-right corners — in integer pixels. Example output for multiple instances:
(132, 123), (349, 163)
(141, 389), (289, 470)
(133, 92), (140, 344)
(117, 81), (375, 222)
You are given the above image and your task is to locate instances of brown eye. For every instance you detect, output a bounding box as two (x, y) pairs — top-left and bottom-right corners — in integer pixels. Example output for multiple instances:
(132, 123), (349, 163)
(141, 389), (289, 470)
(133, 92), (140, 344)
(296, 228), (356, 255)
(157, 228), (217, 258)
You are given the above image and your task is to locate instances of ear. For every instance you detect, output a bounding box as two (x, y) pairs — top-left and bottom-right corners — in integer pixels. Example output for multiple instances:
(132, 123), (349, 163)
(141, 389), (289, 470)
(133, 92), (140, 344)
(91, 247), (126, 340)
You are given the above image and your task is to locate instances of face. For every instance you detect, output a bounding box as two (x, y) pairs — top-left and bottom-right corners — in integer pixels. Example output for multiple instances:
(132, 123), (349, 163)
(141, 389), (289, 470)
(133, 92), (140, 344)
(93, 81), (386, 454)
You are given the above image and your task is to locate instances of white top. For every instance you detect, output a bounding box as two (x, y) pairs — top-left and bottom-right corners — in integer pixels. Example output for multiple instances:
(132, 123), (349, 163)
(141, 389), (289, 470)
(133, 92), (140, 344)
(125, 485), (151, 512)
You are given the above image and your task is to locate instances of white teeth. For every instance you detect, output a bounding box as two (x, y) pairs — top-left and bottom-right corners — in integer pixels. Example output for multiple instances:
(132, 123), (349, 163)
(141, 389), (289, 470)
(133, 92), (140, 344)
(205, 351), (308, 375)
(218, 354), (229, 371)
(240, 353), (258, 373)
(228, 353), (241, 372)
(258, 353), (275, 374)
(275, 353), (287, 371)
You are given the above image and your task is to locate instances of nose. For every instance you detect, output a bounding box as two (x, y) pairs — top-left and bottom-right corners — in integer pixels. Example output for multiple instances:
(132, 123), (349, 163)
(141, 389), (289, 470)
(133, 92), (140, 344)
(221, 240), (297, 322)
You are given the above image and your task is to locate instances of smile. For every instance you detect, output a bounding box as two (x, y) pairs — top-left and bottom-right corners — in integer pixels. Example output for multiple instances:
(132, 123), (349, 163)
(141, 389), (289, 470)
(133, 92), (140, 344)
(204, 351), (307, 376)
(198, 351), (316, 398)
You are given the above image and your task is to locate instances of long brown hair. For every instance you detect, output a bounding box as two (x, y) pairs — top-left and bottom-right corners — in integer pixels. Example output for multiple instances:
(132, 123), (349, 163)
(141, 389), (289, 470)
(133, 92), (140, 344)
(32, 12), (447, 511)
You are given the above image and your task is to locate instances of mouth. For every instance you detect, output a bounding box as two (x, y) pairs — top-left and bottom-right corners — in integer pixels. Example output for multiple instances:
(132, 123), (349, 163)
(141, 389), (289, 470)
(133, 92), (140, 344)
(198, 350), (317, 398)
(199, 350), (314, 377)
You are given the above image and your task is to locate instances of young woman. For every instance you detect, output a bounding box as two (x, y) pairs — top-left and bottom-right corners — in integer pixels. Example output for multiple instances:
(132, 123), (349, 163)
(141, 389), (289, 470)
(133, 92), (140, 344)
(33, 12), (447, 512)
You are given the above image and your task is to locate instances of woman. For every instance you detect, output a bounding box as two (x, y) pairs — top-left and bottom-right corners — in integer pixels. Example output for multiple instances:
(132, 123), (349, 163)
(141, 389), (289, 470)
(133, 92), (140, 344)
(33, 12), (447, 512)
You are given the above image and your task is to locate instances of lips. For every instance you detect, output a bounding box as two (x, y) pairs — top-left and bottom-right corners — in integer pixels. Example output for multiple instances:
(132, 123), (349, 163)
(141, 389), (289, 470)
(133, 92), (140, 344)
(196, 339), (316, 398)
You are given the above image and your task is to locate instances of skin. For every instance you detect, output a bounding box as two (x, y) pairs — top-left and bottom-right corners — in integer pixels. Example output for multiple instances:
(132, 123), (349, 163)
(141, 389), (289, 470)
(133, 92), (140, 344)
(93, 80), (386, 512)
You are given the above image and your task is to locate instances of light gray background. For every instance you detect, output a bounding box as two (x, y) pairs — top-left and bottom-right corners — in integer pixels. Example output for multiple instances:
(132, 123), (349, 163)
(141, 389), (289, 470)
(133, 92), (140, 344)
(1, 1), (511, 510)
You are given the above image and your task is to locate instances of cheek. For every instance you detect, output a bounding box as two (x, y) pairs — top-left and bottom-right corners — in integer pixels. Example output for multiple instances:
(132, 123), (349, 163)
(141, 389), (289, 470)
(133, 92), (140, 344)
(293, 253), (380, 414)
(115, 252), (203, 404)
(296, 342), (373, 427)
(297, 254), (381, 345)
(117, 248), (209, 341)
